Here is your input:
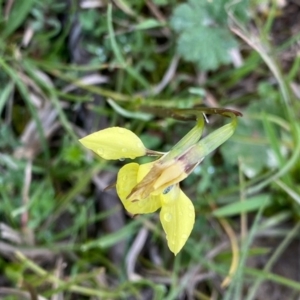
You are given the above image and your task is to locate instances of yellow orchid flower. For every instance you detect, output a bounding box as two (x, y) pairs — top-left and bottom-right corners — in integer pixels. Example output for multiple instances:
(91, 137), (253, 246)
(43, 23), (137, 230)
(115, 161), (195, 254)
(79, 112), (238, 255)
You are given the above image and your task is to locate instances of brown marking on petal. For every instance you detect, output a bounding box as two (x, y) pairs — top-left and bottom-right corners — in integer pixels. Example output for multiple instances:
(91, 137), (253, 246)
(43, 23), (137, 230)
(146, 149), (165, 156)
(184, 161), (203, 175)
(177, 148), (205, 174)
(131, 199), (139, 203)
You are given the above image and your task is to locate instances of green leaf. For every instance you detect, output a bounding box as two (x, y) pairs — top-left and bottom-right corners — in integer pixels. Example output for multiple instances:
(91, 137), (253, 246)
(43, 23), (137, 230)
(0, 82), (13, 116)
(134, 18), (164, 30)
(221, 89), (283, 177)
(81, 219), (142, 250)
(213, 194), (271, 217)
(153, 0), (168, 5)
(170, 0), (249, 70)
(178, 27), (237, 70)
(1, 0), (36, 39)
(107, 99), (152, 121)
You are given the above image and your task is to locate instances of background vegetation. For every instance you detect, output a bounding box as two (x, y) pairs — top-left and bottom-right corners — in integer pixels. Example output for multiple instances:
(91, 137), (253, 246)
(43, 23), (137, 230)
(1, 0), (300, 299)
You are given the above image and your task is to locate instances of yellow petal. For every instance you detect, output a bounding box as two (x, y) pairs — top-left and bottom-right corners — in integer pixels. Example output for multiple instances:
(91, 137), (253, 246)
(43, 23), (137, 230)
(79, 127), (146, 160)
(137, 161), (155, 182)
(159, 186), (195, 255)
(116, 163), (161, 214)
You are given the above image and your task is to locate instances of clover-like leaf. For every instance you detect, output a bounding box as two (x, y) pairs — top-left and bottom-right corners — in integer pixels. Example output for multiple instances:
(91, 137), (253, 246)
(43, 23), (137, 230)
(170, 0), (249, 70)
